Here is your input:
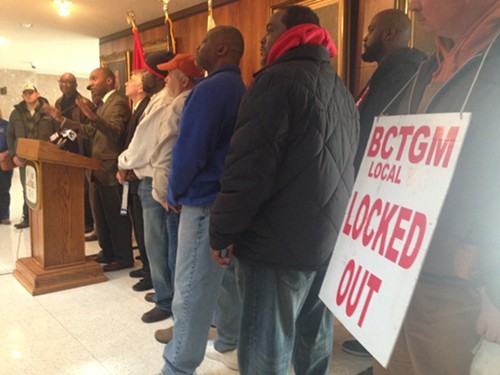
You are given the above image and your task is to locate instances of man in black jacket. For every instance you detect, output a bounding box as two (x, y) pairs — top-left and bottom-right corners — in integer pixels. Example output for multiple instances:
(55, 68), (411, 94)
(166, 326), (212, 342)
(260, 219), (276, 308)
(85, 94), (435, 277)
(209, 6), (359, 374)
(342, 9), (427, 361)
(353, 9), (426, 174)
(373, 0), (500, 374)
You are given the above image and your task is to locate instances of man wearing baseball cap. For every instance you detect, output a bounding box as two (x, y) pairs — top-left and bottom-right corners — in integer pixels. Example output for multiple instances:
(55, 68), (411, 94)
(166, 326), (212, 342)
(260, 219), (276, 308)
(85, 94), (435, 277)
(7, 84), (56, 229)
(149, 53), (204, 342)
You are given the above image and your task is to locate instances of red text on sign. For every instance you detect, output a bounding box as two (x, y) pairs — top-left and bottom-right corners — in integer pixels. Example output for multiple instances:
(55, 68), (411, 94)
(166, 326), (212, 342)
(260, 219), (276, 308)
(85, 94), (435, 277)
(343, 191), (427, 269)
(336, 259), (382, 327)
(366, 125), (459, 167)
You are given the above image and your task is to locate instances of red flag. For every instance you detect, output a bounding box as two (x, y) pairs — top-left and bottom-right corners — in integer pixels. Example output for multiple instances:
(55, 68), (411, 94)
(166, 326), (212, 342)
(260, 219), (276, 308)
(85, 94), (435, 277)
(132, 27), (146, 70)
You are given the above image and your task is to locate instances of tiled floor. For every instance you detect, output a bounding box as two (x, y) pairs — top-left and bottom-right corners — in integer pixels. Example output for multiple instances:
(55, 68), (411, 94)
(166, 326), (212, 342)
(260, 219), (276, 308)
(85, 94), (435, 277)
(0, 169), (372, 375)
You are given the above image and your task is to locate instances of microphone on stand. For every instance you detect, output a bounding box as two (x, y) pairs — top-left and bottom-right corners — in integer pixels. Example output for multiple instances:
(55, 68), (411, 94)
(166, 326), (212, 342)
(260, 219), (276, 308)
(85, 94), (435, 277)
(50, 128), (79, 150)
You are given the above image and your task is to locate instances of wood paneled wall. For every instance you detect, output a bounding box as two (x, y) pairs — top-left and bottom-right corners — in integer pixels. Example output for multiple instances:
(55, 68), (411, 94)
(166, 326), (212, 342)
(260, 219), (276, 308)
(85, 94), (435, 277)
(100, 0), (273, 86)
(99, 0), (411, 92)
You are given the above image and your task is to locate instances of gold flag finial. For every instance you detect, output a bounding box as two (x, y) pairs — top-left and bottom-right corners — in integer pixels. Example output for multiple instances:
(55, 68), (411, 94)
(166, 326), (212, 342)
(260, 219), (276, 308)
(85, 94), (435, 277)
(162, 0), (177, 53)
(127, 9), (137, 29)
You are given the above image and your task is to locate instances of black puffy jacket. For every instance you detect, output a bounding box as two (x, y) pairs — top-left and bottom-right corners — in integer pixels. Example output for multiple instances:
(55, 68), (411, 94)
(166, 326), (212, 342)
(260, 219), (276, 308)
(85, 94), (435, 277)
(210, 44), (359, 270)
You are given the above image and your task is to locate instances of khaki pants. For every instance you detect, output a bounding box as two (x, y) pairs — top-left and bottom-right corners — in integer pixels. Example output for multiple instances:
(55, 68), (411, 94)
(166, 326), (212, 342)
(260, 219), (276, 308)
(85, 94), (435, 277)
(374, 280), (481, 375)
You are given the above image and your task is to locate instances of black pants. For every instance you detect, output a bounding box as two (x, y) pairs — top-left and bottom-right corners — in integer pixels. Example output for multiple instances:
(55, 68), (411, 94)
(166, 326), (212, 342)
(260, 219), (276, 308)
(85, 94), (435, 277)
(19, 166), (29, 221)
(129, 180), (150, 278)
(0, 168), (13, 220)
(91, 181), (133, 265)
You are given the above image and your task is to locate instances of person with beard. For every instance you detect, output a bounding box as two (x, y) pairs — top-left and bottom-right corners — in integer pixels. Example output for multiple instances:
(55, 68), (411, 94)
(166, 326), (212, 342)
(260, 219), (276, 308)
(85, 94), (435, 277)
(118, 51), (180, 323)
(7, 84), (56, 229)
(352, 9), (426, 175)
(342, 9), (426, 364)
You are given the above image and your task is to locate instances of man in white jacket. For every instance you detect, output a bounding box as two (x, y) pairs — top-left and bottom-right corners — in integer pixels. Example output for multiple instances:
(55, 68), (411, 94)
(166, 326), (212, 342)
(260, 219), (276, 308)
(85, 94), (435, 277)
(149, 53), (204, 343)
(118, 52), (203, 326)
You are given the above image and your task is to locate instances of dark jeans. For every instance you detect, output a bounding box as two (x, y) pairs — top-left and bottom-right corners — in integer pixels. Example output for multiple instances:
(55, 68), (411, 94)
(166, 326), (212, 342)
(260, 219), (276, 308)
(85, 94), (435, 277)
(0, 168), (13, 219)
(236, 260), (334, 375)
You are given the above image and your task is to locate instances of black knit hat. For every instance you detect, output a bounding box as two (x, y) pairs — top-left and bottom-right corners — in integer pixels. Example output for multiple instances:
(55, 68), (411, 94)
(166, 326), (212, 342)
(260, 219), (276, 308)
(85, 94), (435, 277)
(145, 51), (176, 78)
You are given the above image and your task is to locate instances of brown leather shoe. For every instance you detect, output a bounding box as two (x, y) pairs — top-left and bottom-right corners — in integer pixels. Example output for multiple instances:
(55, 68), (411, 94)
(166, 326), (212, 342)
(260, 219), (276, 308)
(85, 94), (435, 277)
(1, 219), (11, 225)
(155, 326), (173, 344)
(102, 261), (133, 272)
(142, 307), (172, 323)
(14, 219), (29, 229)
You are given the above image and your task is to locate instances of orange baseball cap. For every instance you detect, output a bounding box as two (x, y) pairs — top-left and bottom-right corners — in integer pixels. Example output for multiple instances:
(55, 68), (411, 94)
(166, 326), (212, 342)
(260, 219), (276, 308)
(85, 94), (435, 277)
(157, 54), (205, 79)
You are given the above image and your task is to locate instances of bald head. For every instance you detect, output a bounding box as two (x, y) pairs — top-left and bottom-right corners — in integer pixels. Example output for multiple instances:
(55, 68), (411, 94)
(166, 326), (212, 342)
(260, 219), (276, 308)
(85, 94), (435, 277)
(195, 26), (244, 73)
(362, 9), (411, 63)
(59, 72), (78, 96)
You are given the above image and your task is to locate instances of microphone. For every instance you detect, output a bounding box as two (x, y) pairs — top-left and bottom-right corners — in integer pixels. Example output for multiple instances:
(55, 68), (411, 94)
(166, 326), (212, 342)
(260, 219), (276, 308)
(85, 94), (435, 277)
(50, 128), (78, 150)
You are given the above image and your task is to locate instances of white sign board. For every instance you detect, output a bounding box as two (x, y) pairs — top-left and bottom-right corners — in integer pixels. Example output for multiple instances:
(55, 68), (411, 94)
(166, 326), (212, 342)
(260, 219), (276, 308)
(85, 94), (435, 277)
(319, 113), (471, 367)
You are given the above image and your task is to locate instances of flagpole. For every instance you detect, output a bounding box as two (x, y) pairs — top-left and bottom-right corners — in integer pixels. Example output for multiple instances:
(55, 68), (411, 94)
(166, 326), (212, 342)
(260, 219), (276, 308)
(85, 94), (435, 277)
(163, 0), (177, 53)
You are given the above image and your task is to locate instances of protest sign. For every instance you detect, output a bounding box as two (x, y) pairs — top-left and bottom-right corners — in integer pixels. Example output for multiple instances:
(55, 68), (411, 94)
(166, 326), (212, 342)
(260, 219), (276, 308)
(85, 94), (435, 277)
(319, 112), (471, 366)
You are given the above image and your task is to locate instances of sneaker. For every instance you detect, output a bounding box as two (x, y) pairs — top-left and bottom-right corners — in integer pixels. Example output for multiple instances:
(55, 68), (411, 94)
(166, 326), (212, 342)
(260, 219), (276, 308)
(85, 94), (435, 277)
(14, 219), (29, 229)
(205, 340), (239, 371)
(342, 340), (371, 357)
(155, 326), (173, 344)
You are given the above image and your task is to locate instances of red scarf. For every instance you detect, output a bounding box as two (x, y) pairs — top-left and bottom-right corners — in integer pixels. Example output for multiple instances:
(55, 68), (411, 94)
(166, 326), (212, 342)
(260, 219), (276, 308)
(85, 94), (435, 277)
(433, 1), (500, 82)
(266, 23), (338, 66)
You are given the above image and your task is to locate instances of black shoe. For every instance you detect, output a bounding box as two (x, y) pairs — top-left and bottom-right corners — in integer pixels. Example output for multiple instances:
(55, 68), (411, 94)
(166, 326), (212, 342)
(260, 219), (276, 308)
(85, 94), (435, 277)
(14, 219), (29, 229)
(357, 367), (373, 375)
(85, 233), (98, 242)
(342, 340), (371, 357)
(145, 292), (155, 303)
(142, 307), (172, 323)
(132, 278), (153, 292)
(103, 261), (134, 272)
(129, 268), (145, 278)
(90, 252), (113, 264)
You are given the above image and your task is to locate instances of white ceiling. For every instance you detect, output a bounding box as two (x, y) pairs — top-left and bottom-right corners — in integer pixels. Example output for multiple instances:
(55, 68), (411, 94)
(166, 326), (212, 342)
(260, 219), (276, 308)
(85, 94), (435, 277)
(0, 0), (205, 77)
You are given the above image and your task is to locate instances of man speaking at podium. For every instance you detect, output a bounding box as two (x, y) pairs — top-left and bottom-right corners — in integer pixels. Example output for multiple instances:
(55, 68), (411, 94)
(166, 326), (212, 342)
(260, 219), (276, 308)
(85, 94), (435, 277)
(46, 68), (133, 272)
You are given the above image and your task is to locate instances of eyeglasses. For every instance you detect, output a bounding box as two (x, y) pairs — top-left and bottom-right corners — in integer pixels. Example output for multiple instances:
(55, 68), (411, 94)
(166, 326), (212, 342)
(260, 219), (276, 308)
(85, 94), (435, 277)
(58, 79), (76, 84)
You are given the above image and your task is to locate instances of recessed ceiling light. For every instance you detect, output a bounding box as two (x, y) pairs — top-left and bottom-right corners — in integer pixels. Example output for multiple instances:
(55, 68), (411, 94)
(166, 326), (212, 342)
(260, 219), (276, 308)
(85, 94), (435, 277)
(53, 0), (72, 17)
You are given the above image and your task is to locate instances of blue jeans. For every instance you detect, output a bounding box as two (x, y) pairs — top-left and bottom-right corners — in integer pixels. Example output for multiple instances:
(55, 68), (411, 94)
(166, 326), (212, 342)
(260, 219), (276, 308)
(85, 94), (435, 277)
(138, 178), (172, 311)
(162, 205), (240, 375)
(236, 259), (334, 375)
(166, 208), (180, 293)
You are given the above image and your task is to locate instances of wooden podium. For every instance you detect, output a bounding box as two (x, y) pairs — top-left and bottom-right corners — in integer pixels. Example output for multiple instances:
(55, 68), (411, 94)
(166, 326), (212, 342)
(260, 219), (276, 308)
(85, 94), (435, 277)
(13, 139), (107, 295)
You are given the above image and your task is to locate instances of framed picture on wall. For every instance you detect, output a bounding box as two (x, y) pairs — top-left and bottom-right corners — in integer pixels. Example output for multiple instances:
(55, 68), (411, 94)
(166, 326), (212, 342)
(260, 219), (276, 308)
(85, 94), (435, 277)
(271, 0), (349, 84)
(100, 50), (132, 97)
(395, 0), (435, 56)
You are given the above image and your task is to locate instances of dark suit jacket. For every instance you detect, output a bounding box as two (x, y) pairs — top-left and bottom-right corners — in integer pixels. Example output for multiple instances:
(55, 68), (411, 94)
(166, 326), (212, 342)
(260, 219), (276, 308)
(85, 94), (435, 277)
(65, 91), (131, 186)
(123, 96), (150, 149)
